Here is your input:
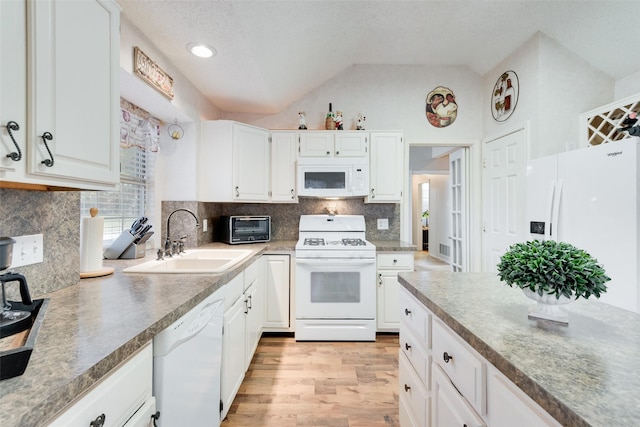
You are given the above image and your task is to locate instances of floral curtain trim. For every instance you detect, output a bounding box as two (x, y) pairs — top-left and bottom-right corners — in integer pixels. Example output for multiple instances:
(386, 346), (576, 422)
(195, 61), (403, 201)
(120, 98), (162, 152)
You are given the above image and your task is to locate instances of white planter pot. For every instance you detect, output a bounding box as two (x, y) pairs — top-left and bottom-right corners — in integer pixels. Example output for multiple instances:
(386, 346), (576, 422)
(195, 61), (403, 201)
(522, 288), (573, 324)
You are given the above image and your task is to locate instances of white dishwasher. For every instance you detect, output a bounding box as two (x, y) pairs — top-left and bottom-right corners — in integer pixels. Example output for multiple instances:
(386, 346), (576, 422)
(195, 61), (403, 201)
(153, 286), (226, 427)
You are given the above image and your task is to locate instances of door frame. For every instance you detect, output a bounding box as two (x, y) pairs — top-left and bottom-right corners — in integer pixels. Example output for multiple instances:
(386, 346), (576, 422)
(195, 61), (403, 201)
(402, 138), (482, 271)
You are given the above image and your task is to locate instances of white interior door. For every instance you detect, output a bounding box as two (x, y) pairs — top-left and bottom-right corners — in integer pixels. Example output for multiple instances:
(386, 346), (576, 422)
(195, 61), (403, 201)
(482, 129), (527, 272)
(449, 149), (467, 272)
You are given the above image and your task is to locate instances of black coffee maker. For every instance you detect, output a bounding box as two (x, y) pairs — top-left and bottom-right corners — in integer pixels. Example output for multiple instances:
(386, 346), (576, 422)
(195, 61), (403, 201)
(0, 237), (33, 338)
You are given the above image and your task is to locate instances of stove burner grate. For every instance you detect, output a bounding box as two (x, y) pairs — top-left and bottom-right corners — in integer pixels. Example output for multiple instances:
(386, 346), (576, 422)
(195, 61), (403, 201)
(303, 238), (325, 246)
(342, 238), (366, 246)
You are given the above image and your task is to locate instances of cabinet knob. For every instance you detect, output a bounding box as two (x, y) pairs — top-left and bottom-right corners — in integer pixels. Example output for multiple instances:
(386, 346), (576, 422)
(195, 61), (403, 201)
(405, 342), (411, 351)
(40, 131), (54, 167)
(443, 352), (453, 363)
(404, 384), (411, 392)
(335, 151), (339, 155)
(393, 259), (398, 264)
(404, 308), (411, 316)
(326, 151), (331, 155)
(89, 414), (106, 427)
(4, 121), (22, 161)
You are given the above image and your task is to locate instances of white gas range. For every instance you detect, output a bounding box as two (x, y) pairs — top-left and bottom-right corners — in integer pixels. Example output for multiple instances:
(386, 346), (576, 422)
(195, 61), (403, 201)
(295, 215), (377, 341)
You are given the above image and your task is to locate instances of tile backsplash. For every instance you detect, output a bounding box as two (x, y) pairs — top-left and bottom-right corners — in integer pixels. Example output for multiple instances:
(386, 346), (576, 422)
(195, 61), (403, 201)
(0, 189), (80, 297)
(0, 188), (400, 298)
(162, 198), (400, 243)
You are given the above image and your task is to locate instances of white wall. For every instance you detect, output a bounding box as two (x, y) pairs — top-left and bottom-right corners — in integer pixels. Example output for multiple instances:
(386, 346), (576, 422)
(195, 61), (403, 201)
(615, 70), (640, 100)
(482, 32), (614, 160)
(225, 64), (484, 144)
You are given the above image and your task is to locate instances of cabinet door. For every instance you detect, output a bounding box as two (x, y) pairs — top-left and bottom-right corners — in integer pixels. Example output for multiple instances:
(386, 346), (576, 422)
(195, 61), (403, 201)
(47, 343), (152, 427)
(271, 132), (298, 202)
(264, 254), (290, 330)
(334, 132), (368, 157)
(244, 257), (264, 368)
(399, 351), (429, 427)
(233, 123), (270, 201)
(299, 132), (333, 157)
(432, 363), (486, 427)
(377, 271), (401, 330)
(368, 132), (404, 202)
(487, 367), (561, 427)
(0, 0), (27, 183)
(28, 0), (120, 188)
(221, 297), (246, 419)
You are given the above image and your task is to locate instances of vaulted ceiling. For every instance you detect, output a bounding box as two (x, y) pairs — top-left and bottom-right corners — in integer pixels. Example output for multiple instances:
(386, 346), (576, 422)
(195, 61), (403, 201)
(118, 1), (640, 114)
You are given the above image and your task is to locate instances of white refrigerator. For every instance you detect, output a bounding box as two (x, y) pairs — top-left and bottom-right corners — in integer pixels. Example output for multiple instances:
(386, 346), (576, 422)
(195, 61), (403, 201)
(526, 139), (639, 313)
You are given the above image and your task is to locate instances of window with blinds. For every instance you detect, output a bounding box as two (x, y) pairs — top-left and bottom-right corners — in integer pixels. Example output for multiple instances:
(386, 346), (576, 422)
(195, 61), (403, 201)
(81, 100), (158, 247)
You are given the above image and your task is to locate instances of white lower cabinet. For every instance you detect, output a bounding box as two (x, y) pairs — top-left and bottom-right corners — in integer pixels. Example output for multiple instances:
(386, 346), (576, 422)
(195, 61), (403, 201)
(399, 286), (561, 427)
(244, 257), (265, 368)
(377, 252), (414, 331)
(263, 254), (291, 331)
(486, 366), (561, 427)
(46, 343), (154, 427)
(432, 363), (486, 427)
(221, 274), (247, 420)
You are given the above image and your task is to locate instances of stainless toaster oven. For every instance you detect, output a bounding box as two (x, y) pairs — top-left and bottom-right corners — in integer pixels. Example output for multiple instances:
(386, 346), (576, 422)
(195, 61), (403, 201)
(219, 216), (271, 244)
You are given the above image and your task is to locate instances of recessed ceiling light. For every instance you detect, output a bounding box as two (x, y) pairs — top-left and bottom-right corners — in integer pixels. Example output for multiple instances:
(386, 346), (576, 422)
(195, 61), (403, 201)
(186, 42), (216, 58)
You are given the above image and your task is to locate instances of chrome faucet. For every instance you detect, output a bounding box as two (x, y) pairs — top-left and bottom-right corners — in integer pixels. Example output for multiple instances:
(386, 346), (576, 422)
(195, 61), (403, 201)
(164, 209), (199, 256)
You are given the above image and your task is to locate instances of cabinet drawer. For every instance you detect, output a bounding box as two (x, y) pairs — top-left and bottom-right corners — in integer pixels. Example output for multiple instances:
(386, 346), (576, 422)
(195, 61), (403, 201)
(224, 273), (244, 310)
(432, 319), (486, 415)
(377, 253), (414, 270)
(399, 286), (429, 343)
(432, 363), (486, 427)
(243, 259), (260, 289)
(399, 326), (430, 386)
(399, 351), (429, 427)
(47, 343), (152, 427)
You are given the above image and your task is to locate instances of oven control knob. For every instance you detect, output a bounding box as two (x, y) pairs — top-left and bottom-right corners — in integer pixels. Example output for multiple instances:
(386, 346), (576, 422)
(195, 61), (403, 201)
(248, 236), (254, 241)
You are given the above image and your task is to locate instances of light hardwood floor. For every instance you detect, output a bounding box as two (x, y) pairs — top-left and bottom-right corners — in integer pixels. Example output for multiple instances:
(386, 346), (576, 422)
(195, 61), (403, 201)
(222, 334), (400, 427)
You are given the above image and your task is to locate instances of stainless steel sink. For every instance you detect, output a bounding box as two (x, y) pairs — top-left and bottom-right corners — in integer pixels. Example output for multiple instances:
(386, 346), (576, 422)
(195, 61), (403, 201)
(122, 248), (253, 274)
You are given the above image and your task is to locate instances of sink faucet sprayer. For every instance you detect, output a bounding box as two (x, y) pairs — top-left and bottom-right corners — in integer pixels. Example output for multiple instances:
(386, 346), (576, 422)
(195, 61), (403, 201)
(164, 209), (199, 257)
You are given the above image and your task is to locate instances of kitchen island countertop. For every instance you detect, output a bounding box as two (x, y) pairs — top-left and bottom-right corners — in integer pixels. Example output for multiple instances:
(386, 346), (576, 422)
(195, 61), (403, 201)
(398, 271), (640, 427)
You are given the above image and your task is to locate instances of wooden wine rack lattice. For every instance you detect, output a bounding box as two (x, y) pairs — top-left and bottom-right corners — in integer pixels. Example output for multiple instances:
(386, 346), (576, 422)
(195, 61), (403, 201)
(582, 95), (640, 146)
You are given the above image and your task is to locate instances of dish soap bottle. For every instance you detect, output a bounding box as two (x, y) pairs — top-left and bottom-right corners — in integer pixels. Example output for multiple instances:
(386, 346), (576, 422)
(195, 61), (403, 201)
(325, 103), (336, 130)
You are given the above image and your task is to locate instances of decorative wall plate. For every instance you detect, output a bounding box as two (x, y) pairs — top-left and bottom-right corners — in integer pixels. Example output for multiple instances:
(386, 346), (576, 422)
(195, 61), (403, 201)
(491, 71), (519, 122)
(425, 86), (458, 128)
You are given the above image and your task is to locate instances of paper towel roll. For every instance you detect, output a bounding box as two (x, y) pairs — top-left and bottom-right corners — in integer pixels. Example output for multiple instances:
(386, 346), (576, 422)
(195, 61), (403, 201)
(80, 208), (105, 273)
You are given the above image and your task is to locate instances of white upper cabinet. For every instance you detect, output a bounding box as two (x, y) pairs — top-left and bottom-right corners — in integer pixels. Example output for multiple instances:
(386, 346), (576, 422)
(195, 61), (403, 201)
(200, 120), (270, 202)
(1, 0), (120, 190)
(0, 0), (27, 183)
(270, 131), (298, 202)
(299, 131), (368, 157)
(367, 131), (404, 202)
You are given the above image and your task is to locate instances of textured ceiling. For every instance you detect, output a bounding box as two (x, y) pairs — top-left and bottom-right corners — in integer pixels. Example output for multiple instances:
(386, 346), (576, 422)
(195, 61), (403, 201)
(118, 0), (640, 114)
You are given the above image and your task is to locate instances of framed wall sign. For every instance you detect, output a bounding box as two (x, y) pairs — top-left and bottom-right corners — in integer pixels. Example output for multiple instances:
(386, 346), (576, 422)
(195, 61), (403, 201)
(491, 71), (519, 122)
(133, 47), (175, 100)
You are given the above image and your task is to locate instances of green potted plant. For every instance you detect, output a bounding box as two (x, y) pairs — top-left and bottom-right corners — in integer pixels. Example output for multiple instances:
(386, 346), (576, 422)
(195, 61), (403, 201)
(422, 210), (429, 227)
(497, 240), (610, 323)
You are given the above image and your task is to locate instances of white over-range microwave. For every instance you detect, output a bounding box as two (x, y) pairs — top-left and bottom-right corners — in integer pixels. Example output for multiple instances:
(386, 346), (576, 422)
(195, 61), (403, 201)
(297, 156), (369, 198)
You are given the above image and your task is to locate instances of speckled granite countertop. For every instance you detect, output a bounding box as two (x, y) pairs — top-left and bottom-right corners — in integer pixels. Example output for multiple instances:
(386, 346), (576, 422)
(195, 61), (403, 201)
(0, 242), (286, 427)
(398, 271), (640, 427)
(370, 240), (417, 251)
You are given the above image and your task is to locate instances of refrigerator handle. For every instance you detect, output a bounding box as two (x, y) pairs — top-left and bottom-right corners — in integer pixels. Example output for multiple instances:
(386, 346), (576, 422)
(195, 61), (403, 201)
(543, 181), (556, 240)
(550, 180), (563, 241)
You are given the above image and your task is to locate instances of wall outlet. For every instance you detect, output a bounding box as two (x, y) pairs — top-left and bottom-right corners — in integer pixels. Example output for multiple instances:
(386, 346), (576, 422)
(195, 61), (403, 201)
(203, 219), (208, 232)
(377, 218), (389, 230)
(10, 234), (44, 268)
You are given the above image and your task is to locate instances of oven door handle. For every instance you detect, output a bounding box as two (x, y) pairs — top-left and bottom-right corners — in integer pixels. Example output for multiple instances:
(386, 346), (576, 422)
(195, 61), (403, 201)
(295, 258), (375, 266)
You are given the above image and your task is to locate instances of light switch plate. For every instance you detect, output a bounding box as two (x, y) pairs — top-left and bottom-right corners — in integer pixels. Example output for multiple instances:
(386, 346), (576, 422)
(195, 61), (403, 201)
(377, 218), (389, 230)
(203, 219), (208, 232)
(10, 234), (44, 268)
